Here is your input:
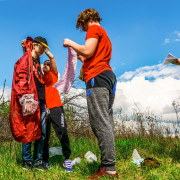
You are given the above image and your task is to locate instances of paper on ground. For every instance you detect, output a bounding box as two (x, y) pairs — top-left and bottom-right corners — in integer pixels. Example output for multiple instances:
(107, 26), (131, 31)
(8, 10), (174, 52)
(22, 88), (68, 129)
(71, 157), (81, 166)
(85, 151), (97, 163)
(132, 149), (141, 161)
(53, 47), (77, 93)
(49, 147), (63, 157)
(131, 149), (144, 167)
(163, 53), (179, 65)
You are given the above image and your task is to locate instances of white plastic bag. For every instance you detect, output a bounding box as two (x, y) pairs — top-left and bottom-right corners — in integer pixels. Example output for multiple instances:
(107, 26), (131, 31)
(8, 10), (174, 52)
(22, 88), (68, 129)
(71, 157), (81, 166)
(84, 151), (97, 163)
(49, 147), (63, 158)
(131, 149), (144, 167)
(19, 94), (39, 116)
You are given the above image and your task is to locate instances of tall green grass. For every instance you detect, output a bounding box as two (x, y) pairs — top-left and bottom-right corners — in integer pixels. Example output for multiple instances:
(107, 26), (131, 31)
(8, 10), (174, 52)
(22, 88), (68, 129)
(1, 85), (180, 179)
(1, 134), (180, 179)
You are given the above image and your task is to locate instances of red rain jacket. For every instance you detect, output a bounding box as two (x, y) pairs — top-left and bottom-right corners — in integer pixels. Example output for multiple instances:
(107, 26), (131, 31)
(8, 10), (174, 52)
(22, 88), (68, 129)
(9, 37), (41, 143)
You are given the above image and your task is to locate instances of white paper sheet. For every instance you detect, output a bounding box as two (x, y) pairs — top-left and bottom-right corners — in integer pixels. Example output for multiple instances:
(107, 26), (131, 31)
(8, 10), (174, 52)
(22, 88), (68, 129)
(163, 53), (180, 65)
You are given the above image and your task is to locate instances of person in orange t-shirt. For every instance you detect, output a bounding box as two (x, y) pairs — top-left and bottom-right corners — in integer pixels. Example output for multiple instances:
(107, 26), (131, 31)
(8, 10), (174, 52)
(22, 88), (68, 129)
(63, 8), (118, 179)
(42, 51), (72, 172)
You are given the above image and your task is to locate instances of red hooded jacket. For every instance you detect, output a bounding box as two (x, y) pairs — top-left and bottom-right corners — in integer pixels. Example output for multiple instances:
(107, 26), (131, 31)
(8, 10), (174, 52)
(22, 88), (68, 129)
(9, 37), (41, 143)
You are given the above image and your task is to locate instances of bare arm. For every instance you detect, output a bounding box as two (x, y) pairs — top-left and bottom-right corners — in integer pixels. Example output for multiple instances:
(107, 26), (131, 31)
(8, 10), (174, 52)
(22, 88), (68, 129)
(77, 54), (84, 63)
(63, 38), (98, 58)
(177, 59), (180, 64)
(21, 39), (26, 55)
(45, 50), (57, 72)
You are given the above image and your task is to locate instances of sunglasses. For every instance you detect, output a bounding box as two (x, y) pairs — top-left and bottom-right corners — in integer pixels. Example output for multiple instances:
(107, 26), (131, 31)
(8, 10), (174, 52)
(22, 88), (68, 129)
(36, 43), (48, 51)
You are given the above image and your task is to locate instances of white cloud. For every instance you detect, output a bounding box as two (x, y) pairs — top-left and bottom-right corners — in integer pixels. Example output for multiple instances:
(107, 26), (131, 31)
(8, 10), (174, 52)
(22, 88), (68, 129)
(115, 64), (180, 121)
(67, 64), (180, 121)
(163, 31), (180, 44)
(118, 64), (180, 81)
(174, 31), (180, 38)
(162, 39), (170, 45)
(121, 63), (125, 66)
(2, 64), (180, 121)
(0, 86), (11, 102)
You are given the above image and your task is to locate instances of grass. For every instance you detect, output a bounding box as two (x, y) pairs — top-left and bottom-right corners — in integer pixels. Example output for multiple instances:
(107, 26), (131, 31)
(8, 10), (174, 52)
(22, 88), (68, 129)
(1, 134), (180, 180)
(1, 91), (180, 179)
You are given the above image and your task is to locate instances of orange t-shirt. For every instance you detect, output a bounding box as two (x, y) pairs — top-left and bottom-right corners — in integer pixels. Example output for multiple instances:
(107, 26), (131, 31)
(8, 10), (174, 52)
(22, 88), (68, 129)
(43, 69), (63, 109)
(83, 25), (112, 83)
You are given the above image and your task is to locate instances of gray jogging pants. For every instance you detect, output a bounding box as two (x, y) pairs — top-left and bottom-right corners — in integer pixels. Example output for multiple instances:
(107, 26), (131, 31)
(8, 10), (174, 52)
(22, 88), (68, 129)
(86, 87), (116, 171)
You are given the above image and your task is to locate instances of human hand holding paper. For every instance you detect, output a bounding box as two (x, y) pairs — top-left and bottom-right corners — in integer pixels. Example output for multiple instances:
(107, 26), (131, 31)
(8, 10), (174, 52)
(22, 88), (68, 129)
(163, 53), (180, 65)
(19, 94), (39, 116)
(24, 103), (33, 115)
(177, 59), (180, 64)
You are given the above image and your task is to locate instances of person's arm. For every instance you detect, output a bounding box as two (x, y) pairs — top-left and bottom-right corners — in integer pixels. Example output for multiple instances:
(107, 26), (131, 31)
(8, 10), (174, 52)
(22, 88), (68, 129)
(77, 54), (84, 63)
(21, 39), (26, 55)
(177, 59), (180, 64)
(45, 50), (57, 72)
(14, 58), (34, 114)
(63, 38), (98, 58)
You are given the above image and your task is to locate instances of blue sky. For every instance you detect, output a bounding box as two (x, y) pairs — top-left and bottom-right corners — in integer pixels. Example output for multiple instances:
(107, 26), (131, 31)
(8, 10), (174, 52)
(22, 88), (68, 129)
(1, 0), (180, 86)
(1, 0), (180, 120)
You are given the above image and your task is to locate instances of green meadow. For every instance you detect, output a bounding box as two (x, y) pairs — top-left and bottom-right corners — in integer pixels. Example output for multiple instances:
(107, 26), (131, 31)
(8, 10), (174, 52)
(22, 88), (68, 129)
(1, 87), (180, 179)
(1, 132), (180, 180)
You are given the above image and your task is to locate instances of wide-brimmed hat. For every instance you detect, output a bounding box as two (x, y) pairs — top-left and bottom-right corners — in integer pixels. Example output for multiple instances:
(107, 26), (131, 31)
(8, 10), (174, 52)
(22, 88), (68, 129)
(33, 36), (50, 49)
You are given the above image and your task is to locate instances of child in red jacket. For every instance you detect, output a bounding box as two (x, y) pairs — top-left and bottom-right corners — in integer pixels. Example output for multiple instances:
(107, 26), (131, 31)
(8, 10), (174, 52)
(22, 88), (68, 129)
(21, 40), (72, 172)
(11, 36), (49, 171)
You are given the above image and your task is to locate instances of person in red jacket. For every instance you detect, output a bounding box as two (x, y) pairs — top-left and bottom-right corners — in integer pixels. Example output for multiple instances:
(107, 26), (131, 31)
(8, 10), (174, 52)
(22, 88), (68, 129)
(10, 36), (49, 171)
(21, 40), (72, 171)
(63, 8), (118, 179)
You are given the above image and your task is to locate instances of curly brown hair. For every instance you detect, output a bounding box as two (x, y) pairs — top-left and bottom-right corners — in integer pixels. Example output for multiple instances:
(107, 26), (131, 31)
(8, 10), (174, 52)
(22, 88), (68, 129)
(76, 8), (102, 31)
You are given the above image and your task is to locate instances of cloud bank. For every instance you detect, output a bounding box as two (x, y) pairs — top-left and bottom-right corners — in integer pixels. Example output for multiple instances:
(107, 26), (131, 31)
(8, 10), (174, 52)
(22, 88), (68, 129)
(118, 64), (180, 81)
(162, 31), (180, 45)
(115, 64), (180, 121)
(1, 64), (180, 121)
(0, 86), (11, 101)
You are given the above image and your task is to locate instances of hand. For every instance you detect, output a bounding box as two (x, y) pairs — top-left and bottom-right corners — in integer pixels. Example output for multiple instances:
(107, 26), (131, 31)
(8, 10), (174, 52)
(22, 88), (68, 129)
(44, 49), (49, 53)
(63, 38), (72, 47)
(177, 59), (180, 64)
(77, 54), (84, 62)
(24, 103), (33, 115)
(21, 39), (26, 49)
